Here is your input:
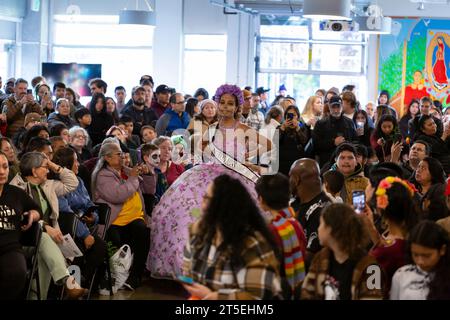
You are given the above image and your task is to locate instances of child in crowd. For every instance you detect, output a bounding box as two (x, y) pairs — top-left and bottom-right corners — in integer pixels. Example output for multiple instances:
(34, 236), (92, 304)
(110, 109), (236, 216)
(301, 203), (384, 300)
(390, 221), (450, 300)
(140, 143), (162, 216)
(140, 125), (157, 144)
(74, 108), (92, 129)
(322, 170), (344, 203)
(118, 115), (140, 149)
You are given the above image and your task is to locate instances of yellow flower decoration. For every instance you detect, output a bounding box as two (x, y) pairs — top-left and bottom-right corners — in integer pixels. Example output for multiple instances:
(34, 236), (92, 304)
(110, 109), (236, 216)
(375, 176), (417, 210)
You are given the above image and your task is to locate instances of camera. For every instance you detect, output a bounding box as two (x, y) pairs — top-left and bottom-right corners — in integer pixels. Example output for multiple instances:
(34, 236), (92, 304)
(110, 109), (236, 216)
(321, 20), (357, 32)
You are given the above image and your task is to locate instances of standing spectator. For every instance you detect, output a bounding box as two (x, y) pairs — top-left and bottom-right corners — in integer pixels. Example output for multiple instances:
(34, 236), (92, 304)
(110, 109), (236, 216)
(185, 97), (199, 119)
(408, 96), (443, 139)
(312, 96), (357, 167)
(106, 97), (120, 124)
(364, 101), (376, 122)
(88, 92), (114, 147)
(301, 96), (323, 130)
(278, 105), (309, 176)
(2, 78), (44, 138)
(322, 170), (345, 203)
(240, 90), (264, 131)
(390, 221), (450, 300)
(341, 91), (358, 120)
(370, 114), (401, 163)
(114, 86), (127, 113)
(52, 82), (66, 100)
(377, 90), (398, 120)
(35, 83), (54, 117)
(301, 203), (384, 300)
(65, 87), (84, 111)
(182, 174), (283, 300)
(353, 109), (374, 154)
(121, 86), (158, 135)
(187, 99), (217, 135)
(193, 88), (209, 102)
(151, 85), (171, 119)
(255, 87), (271, 116)
(256, 173), (306, 298)
(399, 99), (420, 140)
(74, 107), (92, 130)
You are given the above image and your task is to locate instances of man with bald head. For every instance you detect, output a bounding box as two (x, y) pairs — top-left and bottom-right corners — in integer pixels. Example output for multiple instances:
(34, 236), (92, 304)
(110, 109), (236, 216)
(290, 158), (331, 265)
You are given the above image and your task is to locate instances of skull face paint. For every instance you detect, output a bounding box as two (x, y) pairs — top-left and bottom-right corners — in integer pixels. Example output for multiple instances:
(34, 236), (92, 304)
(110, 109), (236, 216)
(147, 149), (161, 167)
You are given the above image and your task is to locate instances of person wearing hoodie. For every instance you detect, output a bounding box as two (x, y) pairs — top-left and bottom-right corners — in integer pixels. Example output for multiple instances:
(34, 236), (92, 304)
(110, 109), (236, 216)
(155, 92), (190, 136)
(330, 143), (369, 205)
(88, 92), (114, 147)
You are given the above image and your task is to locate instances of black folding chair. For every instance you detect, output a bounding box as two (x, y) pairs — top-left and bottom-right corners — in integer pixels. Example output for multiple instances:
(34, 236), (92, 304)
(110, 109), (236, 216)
(19, 221), (42, 300)
(87, 203), (113, 299)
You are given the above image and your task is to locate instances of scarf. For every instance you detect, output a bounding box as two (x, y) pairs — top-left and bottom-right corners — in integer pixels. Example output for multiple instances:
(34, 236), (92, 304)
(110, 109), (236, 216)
(272, 207), (305, 290)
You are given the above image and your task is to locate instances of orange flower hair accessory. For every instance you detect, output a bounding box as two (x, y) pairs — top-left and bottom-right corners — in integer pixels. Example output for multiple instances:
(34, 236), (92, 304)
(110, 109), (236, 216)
(375, 176), (417, 210)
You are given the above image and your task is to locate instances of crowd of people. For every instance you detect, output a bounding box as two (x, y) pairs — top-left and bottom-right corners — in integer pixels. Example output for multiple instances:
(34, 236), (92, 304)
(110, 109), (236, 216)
(0, 74), (449, 300)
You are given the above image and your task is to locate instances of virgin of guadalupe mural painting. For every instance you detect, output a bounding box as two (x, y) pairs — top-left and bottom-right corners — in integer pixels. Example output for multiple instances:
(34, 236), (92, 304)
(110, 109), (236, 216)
(426, 32), (450, 94)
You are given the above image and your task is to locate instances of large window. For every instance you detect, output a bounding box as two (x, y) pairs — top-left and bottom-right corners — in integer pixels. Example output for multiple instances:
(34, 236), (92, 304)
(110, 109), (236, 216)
(183, 34), (227, 97)
(52, 15), (154, 103)
(0, 40), (13, 79)
(257, 17), (368, 110)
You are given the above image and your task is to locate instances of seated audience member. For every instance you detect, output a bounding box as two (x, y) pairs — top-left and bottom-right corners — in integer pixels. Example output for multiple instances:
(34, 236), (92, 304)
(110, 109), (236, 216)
(2, 78), (44, 138)
(10, 152), (87, 299)
(47, 98), (77, 129)
(21, 124), (50, 154)
(414, 157), (449, 221)
(370, 115), (401, 163)
(153, 136), (184, 186)
(362, 177), (420, 296)
(49, 136), (67, 153)
(301, 203), (384, 300)
(182, 174), (283, 300)
(278, 105), (310, 176)
(255, 173), (306, 298)
(91, 142), (150, 289)
(0, 137), (20, 182)
(12, 112), (44, 149)
(106, 125), (138, 166)
(290, 158), (331, 265)
(156, 92), (190, 136)
(408, 96), (443, 140)
(74, 107), (92, 130)
(139, 144), (160, 216)
(35, 82), (54, 117)
(24, 137), (53, 160)
(354, 143), (371, 177)
(0, 152), (41, 300)
(118, 115), (140, 149)
(121, 85), (158, 135)
(322, 170), (344, 203)
(140, 125), (157, 144)
(390, 221), (450, 300)
(68, 126), (92, 162)
(413, 114), (450, 174)
(393, 140), (430, 180)
(437, 178), (450, 234)
(65, 87), (84, 111)
(331, 143), (369, 205)
(171, 135), (191, 169)
(49, 122), (70, 146)
(53, 148), (107, 288)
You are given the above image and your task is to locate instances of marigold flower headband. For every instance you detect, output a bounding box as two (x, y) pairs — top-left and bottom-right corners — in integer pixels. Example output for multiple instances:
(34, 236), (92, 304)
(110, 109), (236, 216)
(375, 176), (417, 210)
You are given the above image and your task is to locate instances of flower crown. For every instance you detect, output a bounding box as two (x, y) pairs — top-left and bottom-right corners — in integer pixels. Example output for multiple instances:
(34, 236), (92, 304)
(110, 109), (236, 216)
(375, 176), (417, 210)
(214, 84), (244, 106)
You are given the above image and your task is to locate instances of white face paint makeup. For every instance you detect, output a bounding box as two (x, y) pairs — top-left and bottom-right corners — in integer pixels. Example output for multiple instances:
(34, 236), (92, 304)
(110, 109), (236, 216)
(147, 149), (161, 167)
(171, 144), (186, 165)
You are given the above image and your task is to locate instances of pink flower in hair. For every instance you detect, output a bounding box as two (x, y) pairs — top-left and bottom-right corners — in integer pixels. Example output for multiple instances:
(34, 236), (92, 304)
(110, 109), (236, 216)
(214, 84), (244, 106)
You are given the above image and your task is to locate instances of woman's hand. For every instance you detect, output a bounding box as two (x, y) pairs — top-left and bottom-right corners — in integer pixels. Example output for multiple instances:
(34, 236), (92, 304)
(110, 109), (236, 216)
(280, 120), (292, 131)
(389, 141), (403, 164)
(21, 210), (40, 231)
(182, 283), (218, 300)
(46, 225), (64, 244)
(81, 213), (95, 225)
(356, 127), (364, 136)
(307, 117), (317, 127)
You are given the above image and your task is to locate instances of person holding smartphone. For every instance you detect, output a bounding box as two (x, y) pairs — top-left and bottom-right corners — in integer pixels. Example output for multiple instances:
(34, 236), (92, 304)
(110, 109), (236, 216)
(278, 105), (310, 176)
(1, 78), (44, 138)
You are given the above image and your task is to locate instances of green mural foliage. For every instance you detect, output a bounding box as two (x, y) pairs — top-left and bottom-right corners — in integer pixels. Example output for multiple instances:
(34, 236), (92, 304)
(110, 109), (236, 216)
(405, 35), (427, 85)
(379, 41), (404, 96)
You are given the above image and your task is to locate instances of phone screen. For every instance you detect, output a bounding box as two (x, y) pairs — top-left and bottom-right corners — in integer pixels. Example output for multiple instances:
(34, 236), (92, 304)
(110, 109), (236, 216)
(27, 89), (32, 94)
(352, 190), (365, 214)
(177, 275), (194, 285)
(287, 113), (294, 120)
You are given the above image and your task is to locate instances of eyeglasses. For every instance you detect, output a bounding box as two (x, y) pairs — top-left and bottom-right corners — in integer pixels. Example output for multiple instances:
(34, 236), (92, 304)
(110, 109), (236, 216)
(74, 135), (86, 140)
(39, 165), (49, 169)
(111, 152), (124, 157)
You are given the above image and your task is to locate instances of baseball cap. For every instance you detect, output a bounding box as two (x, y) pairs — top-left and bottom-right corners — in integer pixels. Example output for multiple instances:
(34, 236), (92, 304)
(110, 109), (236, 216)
(155, 84), (171, 94)
(329, 96), (342, 107)
(140, 75), (154, 87)
(279, 84), (287, 92)
(6, 77), (15, 85)
(24, 113), (43, 127)
(256, 87), (270, 95)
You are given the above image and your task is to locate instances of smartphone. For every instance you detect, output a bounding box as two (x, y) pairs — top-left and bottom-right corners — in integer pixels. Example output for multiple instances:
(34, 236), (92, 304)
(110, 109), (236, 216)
(352, 190), (365, 214)
(287, 113), (294, 120)
(177, 275), (194, 285)
(27, 89), (32, 94)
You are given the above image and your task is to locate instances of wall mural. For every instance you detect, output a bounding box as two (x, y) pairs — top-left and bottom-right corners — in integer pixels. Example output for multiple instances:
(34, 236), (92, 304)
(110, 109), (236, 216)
(378, 19), (450, 116)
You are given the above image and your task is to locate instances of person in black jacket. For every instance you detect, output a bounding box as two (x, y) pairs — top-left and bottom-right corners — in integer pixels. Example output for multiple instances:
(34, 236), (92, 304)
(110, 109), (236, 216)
(312, 96), (357, 167)
(47, 98), (77, 129)
(278, 105), (309, 175)
(88, 93), (114, 147)
(408, 96), (443, 140)
(120, 86), (158, 135)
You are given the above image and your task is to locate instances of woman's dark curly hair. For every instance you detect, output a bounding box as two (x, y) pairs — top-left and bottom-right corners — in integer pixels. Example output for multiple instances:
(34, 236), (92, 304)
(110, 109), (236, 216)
(380, 182), (421, 235)
(21, 125), (49, 151)
(374, 114), (399, 140)
(408, 221), (450, 300)
(321, 203), (369, 260)
(196, 174), (278, 265)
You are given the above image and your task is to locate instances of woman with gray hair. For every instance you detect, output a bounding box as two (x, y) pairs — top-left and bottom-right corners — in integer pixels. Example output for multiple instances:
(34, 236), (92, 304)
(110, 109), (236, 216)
(47, 98), (77, 129)
(92, 142), (150, 290)
(9, 152), (87, 299)
(68, 126), (92, 162)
